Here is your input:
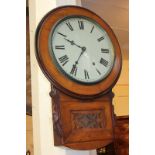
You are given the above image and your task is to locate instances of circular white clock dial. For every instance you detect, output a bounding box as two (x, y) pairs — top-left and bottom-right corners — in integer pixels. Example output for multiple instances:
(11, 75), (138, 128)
(49, 16), (115, 84)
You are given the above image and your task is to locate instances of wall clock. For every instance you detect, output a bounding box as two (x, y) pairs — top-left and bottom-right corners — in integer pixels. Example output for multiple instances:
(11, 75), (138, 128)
(35, 5), (122, 150)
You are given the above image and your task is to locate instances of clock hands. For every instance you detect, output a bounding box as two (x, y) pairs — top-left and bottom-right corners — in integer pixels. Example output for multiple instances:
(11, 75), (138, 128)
(64, 38), (87, 75)
(75, 47), (86, 64)
(64, 38), (83, 49)
(70, 46), (86, 76)
(64, 38), (74, 45)
(64, 38), (98, 76)
(64, 37), (86, 63)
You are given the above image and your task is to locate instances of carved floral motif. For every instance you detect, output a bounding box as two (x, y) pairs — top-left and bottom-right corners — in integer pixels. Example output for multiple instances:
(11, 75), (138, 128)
(72, 110), (105, 129)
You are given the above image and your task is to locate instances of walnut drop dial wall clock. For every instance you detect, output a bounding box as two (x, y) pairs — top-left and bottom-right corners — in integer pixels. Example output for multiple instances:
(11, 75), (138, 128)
(49, 16), (115, 84)
(35, 6), (122, 150)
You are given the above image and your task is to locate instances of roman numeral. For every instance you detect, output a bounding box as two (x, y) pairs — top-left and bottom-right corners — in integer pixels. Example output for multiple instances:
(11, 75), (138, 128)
(96, 68), (101, 75)
(84, 69), (89, 79)
(70, 65), (77, 76)
(101, 48), (109, 53)
(98, 36), (104, 42)
(55, 45), (65, 50)
(59, 55), (69, 66)
(90, 25), (94, 33)
(100, 58), (108, 67)
(57, 32), (67, 37)
(78, 20), (84, 30)
(66, 22), (73, 31)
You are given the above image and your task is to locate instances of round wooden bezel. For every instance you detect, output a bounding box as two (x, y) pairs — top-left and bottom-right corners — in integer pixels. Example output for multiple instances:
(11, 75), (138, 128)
(35, 6), (122, 99)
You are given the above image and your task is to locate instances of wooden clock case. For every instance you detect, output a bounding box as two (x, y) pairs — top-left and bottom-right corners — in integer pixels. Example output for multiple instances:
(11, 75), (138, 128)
(35, 6), (122, 150)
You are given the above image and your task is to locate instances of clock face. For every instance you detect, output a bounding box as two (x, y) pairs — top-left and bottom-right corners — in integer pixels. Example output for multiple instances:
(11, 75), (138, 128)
(49, 16), (115, 84)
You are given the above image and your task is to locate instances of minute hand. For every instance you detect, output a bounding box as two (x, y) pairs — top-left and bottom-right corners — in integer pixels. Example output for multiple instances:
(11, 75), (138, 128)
(64, 38), (83, 49)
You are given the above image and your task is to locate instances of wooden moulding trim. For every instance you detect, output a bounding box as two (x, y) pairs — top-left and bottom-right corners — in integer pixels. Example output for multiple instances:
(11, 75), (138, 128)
(35, 6), (122, 99)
